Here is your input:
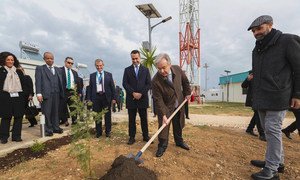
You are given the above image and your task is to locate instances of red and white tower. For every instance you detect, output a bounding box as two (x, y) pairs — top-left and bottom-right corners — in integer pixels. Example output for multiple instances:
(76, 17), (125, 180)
(179, 0), (201, 103)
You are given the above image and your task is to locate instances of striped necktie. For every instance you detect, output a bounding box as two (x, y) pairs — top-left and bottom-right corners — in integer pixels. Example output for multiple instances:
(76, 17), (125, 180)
(67, 69), (71, 89)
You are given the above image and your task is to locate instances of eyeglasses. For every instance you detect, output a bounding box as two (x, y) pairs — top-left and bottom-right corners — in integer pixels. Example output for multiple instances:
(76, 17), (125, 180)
(67, 62), (74, 65)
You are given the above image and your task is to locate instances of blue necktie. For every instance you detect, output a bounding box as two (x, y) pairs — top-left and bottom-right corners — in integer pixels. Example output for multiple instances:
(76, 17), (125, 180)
(135, 65), (139, 78)
(98, 72), (102, 83)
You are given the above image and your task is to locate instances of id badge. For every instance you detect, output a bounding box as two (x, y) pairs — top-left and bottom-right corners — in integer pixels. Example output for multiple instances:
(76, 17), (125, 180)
(10, 92), (19, 97)
(97, 84), (103, 92)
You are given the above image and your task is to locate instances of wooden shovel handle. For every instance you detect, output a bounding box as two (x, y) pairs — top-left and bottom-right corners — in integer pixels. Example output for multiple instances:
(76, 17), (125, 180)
(140, 99), (188, 153)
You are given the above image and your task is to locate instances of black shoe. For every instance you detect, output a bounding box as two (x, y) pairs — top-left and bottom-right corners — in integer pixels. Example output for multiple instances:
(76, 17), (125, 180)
(156, 147), (165, 157)
(186, 117), (190, 119)
(28, 124), (35, 127)
(12, 138), (23, 142)
(53, 129), (63, 134)
(176, 142), (190, 150)
(72, 121), (77, 125)
(127, 137), (135, 145)
(96, 134), (102, 138)
(45, 132), (53, 136)
(259, 135), (266, 141)
(282, 129), (292, 139)
(106, 133), (111, 138)
(250, 160), (284, 173)
(65, 122), (70, 127)
(251, 167), (279, 180)
(246, 130), (258, 137)
(1, 139), (8, 144)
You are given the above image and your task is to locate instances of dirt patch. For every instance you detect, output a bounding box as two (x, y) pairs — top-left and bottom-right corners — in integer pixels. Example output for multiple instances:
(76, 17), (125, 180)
(0, 122), (299, 179)
(100, 155), (157, 180)
(0, 136), (71, 171)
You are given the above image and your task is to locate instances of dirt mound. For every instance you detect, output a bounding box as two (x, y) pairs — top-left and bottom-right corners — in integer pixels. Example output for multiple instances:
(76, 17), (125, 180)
(100, 155), (157, 180)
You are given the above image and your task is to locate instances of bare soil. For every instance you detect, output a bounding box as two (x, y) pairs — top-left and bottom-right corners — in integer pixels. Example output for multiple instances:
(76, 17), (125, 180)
(0, 121), (299, 180)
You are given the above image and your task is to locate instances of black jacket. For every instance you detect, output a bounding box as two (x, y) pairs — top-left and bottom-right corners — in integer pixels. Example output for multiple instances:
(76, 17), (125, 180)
(241, 78), (252, 107)
(122, 64), (151, 109)
(252, 29), (300, 110)
(0, 67), (28, 118)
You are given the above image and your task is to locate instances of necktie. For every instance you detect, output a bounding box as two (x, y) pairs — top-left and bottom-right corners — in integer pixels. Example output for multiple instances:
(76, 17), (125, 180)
(135, 65), (139, 78)
(67, 69), (71, 89)
(98, 72), (102, 83)
(168, 73), (173, 84)
(49, 66), (54, 75)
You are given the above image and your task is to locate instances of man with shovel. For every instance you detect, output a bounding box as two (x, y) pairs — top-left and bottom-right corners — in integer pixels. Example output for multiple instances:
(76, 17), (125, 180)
(151, 53), (191, 157)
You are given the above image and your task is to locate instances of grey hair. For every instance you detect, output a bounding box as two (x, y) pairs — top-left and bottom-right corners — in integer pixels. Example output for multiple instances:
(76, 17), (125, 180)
(154, 53), (171, 66)
(95, 59), (104, 65)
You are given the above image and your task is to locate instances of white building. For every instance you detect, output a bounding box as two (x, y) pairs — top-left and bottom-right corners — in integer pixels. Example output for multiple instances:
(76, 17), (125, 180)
(219, 71), (249, 103)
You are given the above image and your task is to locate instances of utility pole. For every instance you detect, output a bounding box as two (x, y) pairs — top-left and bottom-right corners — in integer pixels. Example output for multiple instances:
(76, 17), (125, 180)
(203, 63), (209, 91)
(224, 70), (231, 102)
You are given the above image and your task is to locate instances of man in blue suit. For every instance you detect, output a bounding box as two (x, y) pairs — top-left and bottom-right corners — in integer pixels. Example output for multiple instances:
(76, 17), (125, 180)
(35, 52), (64, 136)
(122, 50), (151, 145)
(87, 59), (116, 138)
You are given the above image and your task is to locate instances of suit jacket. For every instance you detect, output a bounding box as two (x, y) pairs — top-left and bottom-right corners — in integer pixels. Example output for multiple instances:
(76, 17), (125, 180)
(0, 67), (28, 118)
(151, 65), (191, 136)
(35, 65), (64, 99)
(60, 67), (81, 94)
(87, 71), (116, 104)
(122, 64), (151, 109)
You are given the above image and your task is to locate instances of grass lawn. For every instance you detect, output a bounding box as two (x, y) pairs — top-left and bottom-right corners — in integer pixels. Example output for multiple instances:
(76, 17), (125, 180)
(189, 101), (295, 118)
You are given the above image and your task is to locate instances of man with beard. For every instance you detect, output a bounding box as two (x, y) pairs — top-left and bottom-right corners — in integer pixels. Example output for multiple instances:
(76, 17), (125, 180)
(248, 15), (300, 179)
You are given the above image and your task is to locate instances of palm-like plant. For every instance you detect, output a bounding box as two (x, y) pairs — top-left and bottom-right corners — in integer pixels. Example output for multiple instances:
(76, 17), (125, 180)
(140, 47), (157, 76)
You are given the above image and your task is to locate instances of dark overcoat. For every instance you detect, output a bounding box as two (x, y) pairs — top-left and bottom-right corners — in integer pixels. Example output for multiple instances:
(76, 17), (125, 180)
(0, 67), (28, 118)
(252, 30), (300, 110)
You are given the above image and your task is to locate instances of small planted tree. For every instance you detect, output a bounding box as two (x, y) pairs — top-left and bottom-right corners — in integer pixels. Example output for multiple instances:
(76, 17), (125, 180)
(68, 89), (107, 178)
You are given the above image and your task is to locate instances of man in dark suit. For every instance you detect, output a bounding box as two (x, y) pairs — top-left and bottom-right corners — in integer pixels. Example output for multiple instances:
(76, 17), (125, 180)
(87, 59), (116, 138)
(241, 70), (265, 141)
(122, 50), (151, 145)
(59, 57), (81, 126)
(152, 53), (191, 157)
(35, 52), (64, 136)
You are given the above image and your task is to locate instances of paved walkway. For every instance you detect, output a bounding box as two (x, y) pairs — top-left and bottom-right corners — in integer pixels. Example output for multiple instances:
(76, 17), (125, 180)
(0, 110), (295, 157)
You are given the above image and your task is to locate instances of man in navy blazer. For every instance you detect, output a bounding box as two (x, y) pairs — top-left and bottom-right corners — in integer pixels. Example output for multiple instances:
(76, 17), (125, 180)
(35, 52), (64, 136)
(87, 59), (116, 138)
(59, 57), (82, 126)
(122, 50), (151, 145)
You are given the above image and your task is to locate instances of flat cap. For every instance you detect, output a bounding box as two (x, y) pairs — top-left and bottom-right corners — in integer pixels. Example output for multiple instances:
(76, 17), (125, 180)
(247, 15), (273, 31)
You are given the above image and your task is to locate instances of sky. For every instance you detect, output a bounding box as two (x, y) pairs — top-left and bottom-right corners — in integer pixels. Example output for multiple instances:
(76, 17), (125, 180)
(1, 0), (300, 89)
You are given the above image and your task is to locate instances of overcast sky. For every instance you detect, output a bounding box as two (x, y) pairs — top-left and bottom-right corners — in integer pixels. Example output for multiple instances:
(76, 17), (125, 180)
(1, 0), (300, 89)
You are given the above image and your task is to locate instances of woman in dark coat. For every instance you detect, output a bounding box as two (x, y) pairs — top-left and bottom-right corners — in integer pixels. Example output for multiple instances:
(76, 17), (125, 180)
(0, 52), (27, 144)
(20, 67), (38, 127)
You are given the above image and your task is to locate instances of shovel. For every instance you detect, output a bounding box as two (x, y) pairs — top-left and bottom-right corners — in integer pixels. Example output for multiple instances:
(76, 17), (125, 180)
(128, 99), (188, 163)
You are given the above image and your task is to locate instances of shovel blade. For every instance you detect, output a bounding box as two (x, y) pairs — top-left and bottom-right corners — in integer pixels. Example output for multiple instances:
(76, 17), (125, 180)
(127, 152), (143, 164)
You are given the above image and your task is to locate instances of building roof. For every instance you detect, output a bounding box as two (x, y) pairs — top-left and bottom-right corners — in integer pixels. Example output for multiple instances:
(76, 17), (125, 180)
(219, 71), (248, 85)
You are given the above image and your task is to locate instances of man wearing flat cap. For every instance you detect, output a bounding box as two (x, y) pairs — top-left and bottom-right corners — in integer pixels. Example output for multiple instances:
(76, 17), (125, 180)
(248, 15), (300, 180)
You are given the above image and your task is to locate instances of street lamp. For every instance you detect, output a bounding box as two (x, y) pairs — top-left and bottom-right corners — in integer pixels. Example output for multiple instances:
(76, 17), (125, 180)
(136, 3), (172, 51)
(224, 70), (231, 102)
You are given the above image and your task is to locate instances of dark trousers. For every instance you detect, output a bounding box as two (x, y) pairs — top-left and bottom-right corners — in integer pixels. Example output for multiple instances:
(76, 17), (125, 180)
(246, 110), (264, 136)
(26, 100), (37, 126)
(128, 108), (149, 139)
(0, 116), (23, 140)
(60, 89), (77, 123)
(284, 110), (300, 132)
(93, 94), (111, 136)
(185, 103), (189, 118)
(42, 93), (61, 133)
(158, 111), (183, 149)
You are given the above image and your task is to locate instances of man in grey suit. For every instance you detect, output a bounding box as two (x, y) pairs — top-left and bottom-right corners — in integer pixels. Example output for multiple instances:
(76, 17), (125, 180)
(35, 52), (64, 136)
